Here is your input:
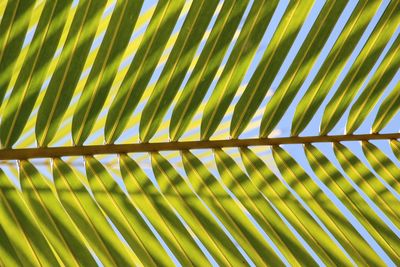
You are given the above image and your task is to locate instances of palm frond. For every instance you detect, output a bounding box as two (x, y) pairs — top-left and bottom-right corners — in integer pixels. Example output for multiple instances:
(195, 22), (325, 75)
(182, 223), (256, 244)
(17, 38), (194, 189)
(0, 0), (400, 265)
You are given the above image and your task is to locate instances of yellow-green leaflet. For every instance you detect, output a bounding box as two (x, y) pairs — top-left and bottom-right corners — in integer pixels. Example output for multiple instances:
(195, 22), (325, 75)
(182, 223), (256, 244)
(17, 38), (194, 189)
(0, 223), (22, 266)
(320, 1), (400, 135)
(151, 152), (248, 266)
(105, 0), (186, 144)
(201, 0), (279, 141)
(182, 150), (280, 266)
(214, 148), (314, 266)
(231, 0), (314, 138)
(372, 80), (400, 132)
(0, 0), (35, 106)
(291, 0), (382, 136)
(346, 33), (400, 134)
(390, 139), (400, 161)
(362, 141), (400, 194)
(260, 0), (348, 137)
(139, 0), (219, 142)
(72, 0), (144, 145)
(85, 156), (174, 266)
(272, 145), (371, 266)
(240, 147), (356, 265)
(35, 0), (108, 147)
(333, 143), (400, 229)
(169, 0), (250, 141)
(0, 168), (60, 266)
(52, 158), (140, 266)
(304, 144), (393, 265)
(1, 0), (73, 148)
(119, 154), (210, 266)
(19, 160), (97, 266)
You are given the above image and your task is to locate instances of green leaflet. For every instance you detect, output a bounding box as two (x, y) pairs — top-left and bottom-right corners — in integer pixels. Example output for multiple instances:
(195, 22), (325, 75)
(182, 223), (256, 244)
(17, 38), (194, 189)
(0, 0), (72, 148)
(372, 80), (400, 132)
(214, 148), (314, 266)
(119, 154), (210, 267)
(362, 141), (400, 194)
(104, 0), (186, 144)
(391, 139), (400, 161)
(333, 143), (400, 228)
(201, 0), (279, 140)
(320, 1), (400, 135)
(35, 0), (108, 147)
(304, 144), (393, 265)
(230, 0), (314, 138)
(0, 0), (35, 106)
(0, 168), (60, 266)
(291, 0), (381, 136)
(181, 150), (279, 266)
(85, 156), (173, 267)
(169, 0), (250, 141)
(72, 0), (144, 145)
(240, 147), (354, 265)
(260, 0), (348, 138)
(19, 160), (97, 266)
(139, 0), (219, 143)
(347, 34), (400, 133)
(272, 146), (370, 266)
(52, 158), (139, 266)
(0, 223), (22, 266)
(151, 152), (248, 266)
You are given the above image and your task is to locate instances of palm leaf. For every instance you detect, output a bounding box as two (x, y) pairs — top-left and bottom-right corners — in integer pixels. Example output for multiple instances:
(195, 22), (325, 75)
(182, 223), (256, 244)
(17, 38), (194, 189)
(291, 0), (382, 136)
(0, 0), (35, 106)
(35, 0), (108, 147)
(273, 145), (375, 266)
(214, 148), (316, 266)
(182, 150), (282, 266)
(231, 0), (314, 138)
(119, 153), (210, 266)
(0, 168), (59, 266)
(1, 0), (72, 148)
(304, 144), (398, 264)
(346, 34), (400, 133)
(320, 1), (400, 135)
(0, 223), (22, 266)
(85, 155), (173, 266)
(52, 158), (140, 266)
(19, 160), (97, 266)
(334, 143), (400, 228)
(105, 0), (185, 144)
(170, 0), (249, 141)
(1, 0), (400, 265)
(139, 0), (220, 142)
(201, 0), (279, 140)
(372, 80), (400, 132)
(151, 151), (248, 265)
(260, 0), (348, 137)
